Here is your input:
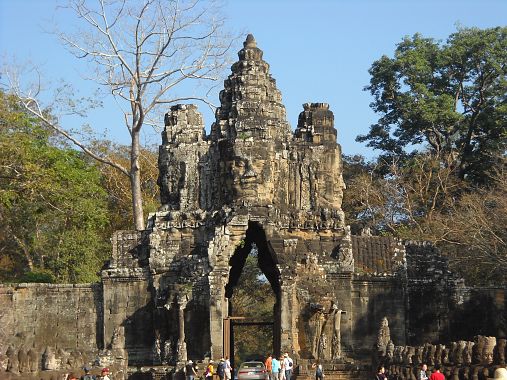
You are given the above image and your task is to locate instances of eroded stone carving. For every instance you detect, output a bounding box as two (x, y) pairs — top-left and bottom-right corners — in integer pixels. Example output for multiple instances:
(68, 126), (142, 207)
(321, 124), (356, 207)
(42, 346), (57, 370)
(112, 326), (126, 350)
(495, 338), (506, 365)
(464, 341), (474, 365)
(376, 317), (391, 357)
(481, 336), (496, 365)
(331, 305), (345, 360)
(6, 346), (18, 373)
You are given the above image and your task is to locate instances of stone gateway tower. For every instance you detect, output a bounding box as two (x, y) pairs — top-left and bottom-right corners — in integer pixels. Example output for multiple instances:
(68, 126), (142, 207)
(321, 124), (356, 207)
(126, 34), (350, 364)
(101, 35), (504, 366)
(149, 33), (348, 362)
(1, 35), (504, 378)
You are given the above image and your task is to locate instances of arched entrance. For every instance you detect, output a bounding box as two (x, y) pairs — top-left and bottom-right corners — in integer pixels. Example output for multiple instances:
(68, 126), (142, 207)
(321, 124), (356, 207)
(224, 221), (281, 367)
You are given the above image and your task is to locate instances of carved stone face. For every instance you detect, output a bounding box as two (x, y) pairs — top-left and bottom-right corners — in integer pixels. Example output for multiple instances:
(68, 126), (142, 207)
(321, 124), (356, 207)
(482, 350), (494, 365)
(230, 155), (272, 204)
(481, 337), (496, 365)
(231, 158), (255, 197)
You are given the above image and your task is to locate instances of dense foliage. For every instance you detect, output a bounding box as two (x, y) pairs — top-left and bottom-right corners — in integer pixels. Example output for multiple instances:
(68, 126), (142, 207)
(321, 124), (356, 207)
(358, 26), (507, 184)
(0, 92), (159, 283)
(0, 92), (109, 283)
(347, 26), (507, 285)
(343, 152), (507, 285)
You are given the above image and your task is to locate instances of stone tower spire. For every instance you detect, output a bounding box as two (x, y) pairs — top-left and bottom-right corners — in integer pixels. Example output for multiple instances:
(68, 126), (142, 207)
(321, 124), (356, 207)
(205, 34), (293, 208)
(211, 34), (291, 143)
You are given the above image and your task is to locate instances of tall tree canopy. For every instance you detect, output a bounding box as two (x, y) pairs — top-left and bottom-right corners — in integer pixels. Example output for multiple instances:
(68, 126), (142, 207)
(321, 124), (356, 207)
(6, 0), (233, 229)
(358, 26), (507, 184)
(0, 92), (110, 283)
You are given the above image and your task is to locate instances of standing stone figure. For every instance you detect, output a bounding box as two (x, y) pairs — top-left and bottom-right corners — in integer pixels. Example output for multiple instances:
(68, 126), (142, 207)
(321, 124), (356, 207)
(448, 342), (457, 364)
(163, 340), (173, 364)
(6, 346), (19, 373)
(414, 346), (423, 365)
(27, 348), (39, 372)
(17, 348), (28, 373)
(435, 344), (445, 365)
(318, 333), (327, 360)
(472, 336), (486, 364)
(426, 344), (436, 365)
(481, 336), (496, 365)
(386, 341), (395, 363)
(442, 346), (450, 365)
(405, 346), (415, 365)
(152, 334), (162, 364)
(331, 306), (343, 360)
(464, 341), (474, 365)
(456, 341), (467, 365)
(376, 317), (391, 357)
(112, 326), (126, 349)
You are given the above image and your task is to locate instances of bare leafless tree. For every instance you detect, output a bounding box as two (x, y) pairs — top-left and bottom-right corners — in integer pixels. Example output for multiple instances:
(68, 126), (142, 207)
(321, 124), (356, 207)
(4, 0), (234, 229)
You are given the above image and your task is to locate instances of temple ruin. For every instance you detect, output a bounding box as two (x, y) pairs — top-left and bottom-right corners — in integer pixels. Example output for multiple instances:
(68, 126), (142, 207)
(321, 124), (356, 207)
(0, 34), (505, 379)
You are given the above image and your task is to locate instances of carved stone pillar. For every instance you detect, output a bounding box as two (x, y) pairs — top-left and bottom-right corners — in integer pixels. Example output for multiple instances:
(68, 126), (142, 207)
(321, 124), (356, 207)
(176, 294), (189, 362)
(280, 281), (296, 354)
(209, 268), (228, 359)
(332, 307), (346, 360)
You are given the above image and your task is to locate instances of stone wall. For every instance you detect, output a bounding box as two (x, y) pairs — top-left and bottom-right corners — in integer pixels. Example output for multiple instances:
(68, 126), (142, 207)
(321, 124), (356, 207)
(0, 283), (101, 372)
(0, 34), (505, 379)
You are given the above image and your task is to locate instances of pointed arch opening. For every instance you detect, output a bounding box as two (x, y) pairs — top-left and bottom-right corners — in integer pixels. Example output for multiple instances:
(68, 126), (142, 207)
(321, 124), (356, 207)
(224, 221), (282, 366)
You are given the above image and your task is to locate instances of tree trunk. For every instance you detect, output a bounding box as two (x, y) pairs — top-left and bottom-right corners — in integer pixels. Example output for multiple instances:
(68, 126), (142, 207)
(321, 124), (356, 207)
(131, 131), (145, 230)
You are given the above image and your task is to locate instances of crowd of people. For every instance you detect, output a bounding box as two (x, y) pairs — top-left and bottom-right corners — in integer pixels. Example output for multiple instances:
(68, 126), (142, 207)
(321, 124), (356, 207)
(264, 353), (294, 380)
(62, 355), (507, 380)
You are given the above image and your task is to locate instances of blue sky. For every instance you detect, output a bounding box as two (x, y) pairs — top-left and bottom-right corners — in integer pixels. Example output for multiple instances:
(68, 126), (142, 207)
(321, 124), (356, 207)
(1, 0), (506, 158)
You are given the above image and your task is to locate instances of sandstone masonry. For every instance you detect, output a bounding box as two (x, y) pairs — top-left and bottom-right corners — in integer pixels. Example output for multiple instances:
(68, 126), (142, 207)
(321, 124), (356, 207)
(0, 35), (505, 379)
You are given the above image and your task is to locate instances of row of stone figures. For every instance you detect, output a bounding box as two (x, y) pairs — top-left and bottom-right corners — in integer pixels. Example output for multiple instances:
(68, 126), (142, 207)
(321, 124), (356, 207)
(0, 327), (128, 376)
(1, 346), (91, 374)
(385, 363), (507, 380)
(375, 317), (506, 367)
(377, 337), (506, 367)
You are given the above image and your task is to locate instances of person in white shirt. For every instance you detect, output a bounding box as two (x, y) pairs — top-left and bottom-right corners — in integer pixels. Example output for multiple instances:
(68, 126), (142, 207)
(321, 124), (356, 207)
(283, 353), (293, 380)
(418, 363), (428, 380)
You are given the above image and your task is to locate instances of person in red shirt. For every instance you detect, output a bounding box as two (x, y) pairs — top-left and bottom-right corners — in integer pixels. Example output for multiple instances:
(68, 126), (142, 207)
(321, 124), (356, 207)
(429, 364), (445, 380)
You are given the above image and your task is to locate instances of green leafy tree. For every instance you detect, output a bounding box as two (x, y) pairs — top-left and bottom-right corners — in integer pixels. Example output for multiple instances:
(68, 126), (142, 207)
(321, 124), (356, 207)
(359, 26), (507, 184)
(0, 92), (110, 283)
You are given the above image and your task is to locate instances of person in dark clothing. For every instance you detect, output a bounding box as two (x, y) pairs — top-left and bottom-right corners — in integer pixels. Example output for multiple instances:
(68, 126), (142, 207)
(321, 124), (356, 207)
(375, 365), (387, 380)
(185, 360), (198, 380)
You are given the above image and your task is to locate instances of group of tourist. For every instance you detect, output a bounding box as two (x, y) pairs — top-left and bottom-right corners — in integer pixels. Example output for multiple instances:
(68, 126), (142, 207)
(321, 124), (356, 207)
(184, 357), (233, 380)
(264, 353), (294, 380)
(190, 354), (507, 380)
